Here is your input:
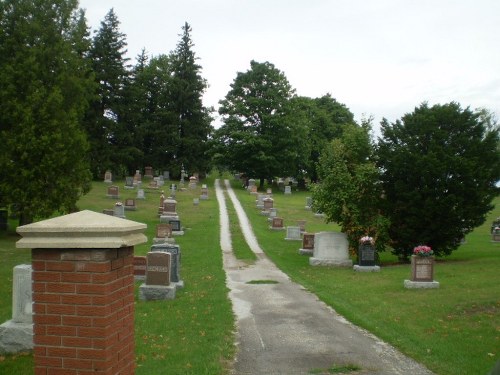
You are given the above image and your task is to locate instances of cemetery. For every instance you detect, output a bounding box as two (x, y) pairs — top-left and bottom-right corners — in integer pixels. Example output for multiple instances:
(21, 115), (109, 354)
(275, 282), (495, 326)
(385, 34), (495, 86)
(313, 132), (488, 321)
(0, 176), (498, 375)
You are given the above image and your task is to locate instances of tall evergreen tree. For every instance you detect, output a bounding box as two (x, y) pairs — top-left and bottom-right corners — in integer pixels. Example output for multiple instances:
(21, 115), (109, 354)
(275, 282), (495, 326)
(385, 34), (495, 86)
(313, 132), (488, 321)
(0, 0), (94, 224)
(169, 22), (212, 177)
(85, 8), (129, 178)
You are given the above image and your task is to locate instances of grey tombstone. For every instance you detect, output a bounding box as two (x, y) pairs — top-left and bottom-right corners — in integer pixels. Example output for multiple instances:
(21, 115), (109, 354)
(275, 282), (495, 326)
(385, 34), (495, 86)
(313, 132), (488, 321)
(299, 233), (315, 255)
(267, 208), (278, 222)
(102, 209), (114, 216)
(305, 197), (313, 210)
(106, 185), (120, 199)
(124, 176), (134, 189)
(136, 189), (145, 200)
(193, 198), (200, 206)
(200, 186), (209, 200)
(163, 171), (170, 180)
(169, 219), (184, 235)
(151, 243), (183, 288)
(309, 231), (352, 267)
(263, 197), (274, 211)
(0, 264), (34, 354)
(256, 194), (265, 208)
(296, 220), (306, 233)
(113, 202), (126, 219)
(284, 185), (292, 195)
(133, 170), (141, 186)
(104, 170), (112, 183)
(139, 252), (176, 300)
(285, 226), (302, 241)
(124, 198), (136, 211)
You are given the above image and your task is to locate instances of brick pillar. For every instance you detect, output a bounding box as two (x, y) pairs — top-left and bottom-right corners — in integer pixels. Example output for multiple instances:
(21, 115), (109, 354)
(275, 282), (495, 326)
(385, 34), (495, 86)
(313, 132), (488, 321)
(16, 210), (147, 375)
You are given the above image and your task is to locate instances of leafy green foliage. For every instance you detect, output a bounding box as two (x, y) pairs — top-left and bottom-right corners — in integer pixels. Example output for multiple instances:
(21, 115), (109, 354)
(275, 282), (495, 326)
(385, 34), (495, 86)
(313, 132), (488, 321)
(377, 102), (500, 258)
(312, 124), (389, 254)
(0, 0), (93, 224)
(214, 60), (307, 185)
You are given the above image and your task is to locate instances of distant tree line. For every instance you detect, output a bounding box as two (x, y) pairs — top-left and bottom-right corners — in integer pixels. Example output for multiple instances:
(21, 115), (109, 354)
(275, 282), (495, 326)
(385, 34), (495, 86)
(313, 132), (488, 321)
(1, 0), (498, 261)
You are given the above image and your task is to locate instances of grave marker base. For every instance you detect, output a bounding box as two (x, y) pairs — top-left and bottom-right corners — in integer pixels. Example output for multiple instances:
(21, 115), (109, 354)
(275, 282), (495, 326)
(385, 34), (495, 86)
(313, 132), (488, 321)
(0, 320), (33, 354)
(309, 258), (353, 267)
(353, 265), (381, 272)
(139, 284), (176, 300)
(404, 280), (440, 289)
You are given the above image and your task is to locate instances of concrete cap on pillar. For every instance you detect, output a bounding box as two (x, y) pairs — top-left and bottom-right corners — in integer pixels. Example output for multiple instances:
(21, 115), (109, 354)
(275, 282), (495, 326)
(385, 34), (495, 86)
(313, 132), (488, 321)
(16, 210), (147, 249)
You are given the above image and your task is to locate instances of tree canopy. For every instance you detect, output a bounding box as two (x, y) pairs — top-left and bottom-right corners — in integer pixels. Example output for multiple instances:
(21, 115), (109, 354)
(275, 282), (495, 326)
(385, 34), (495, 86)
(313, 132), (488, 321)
(0, 0), (94, 224)
(377, 102), (500, 259)
(214, 60), (307, 186)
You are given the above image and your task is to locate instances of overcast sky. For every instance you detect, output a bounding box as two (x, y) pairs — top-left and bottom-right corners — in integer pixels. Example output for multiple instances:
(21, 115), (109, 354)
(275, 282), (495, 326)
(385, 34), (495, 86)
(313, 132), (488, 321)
(79, 0), (500, 133)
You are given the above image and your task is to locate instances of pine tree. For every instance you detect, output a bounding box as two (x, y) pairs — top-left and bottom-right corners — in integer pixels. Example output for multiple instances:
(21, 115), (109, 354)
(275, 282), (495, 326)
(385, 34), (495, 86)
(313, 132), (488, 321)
(169, 22), (213, 177)
(0, 0), (93, 224)
(85, 8), (130, 178)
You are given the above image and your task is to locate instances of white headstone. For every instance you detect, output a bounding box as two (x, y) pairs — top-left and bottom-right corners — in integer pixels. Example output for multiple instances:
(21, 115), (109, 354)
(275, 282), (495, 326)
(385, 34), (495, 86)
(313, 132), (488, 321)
(284, 186), (292, 195)
(12, 264), (32, 324)
(310, 231), (352, 267)
(285, 226), (302, 241)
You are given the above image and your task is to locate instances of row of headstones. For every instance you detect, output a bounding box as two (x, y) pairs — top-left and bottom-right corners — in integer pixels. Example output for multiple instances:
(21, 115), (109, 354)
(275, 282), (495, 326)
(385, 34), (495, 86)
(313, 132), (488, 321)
(104, 168), (170, 184)
(247, 179), (293, 195)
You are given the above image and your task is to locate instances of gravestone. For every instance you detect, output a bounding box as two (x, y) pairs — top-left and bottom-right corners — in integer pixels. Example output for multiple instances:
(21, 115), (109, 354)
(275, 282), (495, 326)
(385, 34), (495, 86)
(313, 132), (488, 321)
(144, 166), (154, 178)
(136, 189), (145, 200)
(270, 217), (284, 230)
(263, 197), (274, 211)
(124, 198), (136, 211)
(133, 256), (147, 280)
(104, 170), (112, 183)
(151, 243), (183, 288)
(161, 199), (179, 222)
(124, 176), (134, 189)
(309, 231), (352, 267)
(158, 192), (166, 215)
(299, 233), (315, 255)
(169, 219), (184, 235)
(153, 223), (175, 244)
(267, 208), (278, 222)
(113, 202), (125, 219)
(139, 252), (176, 300)
(200, 186), (209, 200)
(148, 180), (159, 189)
(133, 170), (142, 186)
(0, 264), (33, 354)
(296, 220), (306, 233)
(102, 209), (114, 216)
(285, 226), (302, 241)
(106, 185), (120, 199)
(284, 185), (292, 195)
(189, 176), (197, 189)
(266, 188), (272, 195)
(305, 197), (313, 210)
(170, 184), (177, 199)
(248, 179), (256, 190)
(256, 194), (265, 208)
(163, 171), (170, 180)
(193, 198), (200, 206)
(353, 243), (380, 272)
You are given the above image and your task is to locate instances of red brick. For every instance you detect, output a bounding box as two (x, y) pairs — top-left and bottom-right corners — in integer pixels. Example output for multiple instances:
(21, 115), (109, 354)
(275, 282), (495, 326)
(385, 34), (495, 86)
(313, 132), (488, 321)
(34, 334), (62, 346)
(92, 314), (116, 328)
(32, 260), (46, 271)
(35, 355), (63, 367)
(32, 282), (46, 293)
(92, 333), (118, 349)
(78, 262), (111, 273)
(63, 315), (92, 327)
(33, 314), (61, 325)
(92, 270), (117, 284)
(76, 284), (107, 295)
(34, 293), (61, 304)
(46, 283), (76, 294)
(46, 304), (76, 315)
(77, 326), (106, 338)
(46, 261), (75, 272)
(77, 305), (110, 317)
(62, 357), (93, 370)
(111, 258), (123, 270)
(48, 368), (77, 375)
(34, 366), (48, 375)
(33, 271), (61, 282)
(61, 272), (92, 283)
(62, 336), (92, 348)
(33, 303), (47, 314)
(61, 294), (92, 305)
(34, 346), (47, 356)
(77, 348), (109, 360)
(32, 249), (62, 260)
(46, 325), (77, 337)
(47, 347), (77, 358)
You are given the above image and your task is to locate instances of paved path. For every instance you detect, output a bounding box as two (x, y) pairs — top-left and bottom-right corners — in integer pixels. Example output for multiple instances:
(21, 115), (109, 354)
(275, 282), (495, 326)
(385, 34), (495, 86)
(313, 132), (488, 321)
(215, 179), (434, 375)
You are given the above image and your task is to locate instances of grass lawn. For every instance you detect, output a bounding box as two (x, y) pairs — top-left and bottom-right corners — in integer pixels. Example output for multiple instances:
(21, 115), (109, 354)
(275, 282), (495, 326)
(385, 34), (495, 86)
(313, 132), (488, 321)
(0, 176), (498, 374)
(230, 181), (500, 375)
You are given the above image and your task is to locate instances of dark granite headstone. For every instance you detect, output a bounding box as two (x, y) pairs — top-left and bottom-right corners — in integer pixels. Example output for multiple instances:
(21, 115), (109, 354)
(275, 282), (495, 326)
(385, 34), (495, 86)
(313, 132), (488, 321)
(146, 252), (171, 286)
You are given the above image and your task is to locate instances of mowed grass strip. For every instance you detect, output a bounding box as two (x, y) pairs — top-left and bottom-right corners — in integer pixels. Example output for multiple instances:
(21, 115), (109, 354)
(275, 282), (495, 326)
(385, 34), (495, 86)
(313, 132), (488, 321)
(0, 178), (236, 375)
(230, 180), (500, 375)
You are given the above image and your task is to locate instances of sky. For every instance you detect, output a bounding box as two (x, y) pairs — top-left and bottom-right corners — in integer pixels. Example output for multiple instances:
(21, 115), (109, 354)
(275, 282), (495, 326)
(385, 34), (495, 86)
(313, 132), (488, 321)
(78, 0), (500, 134)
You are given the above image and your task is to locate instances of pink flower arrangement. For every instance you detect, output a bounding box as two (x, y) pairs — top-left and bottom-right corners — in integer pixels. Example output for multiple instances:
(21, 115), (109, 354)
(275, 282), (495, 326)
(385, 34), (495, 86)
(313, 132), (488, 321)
(413, 245), (433, 257)
(359, 236), (375, 245)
